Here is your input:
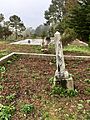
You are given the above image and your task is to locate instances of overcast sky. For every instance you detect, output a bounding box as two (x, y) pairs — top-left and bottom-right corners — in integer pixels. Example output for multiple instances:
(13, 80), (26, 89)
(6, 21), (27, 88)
(0, 0), (51, 29)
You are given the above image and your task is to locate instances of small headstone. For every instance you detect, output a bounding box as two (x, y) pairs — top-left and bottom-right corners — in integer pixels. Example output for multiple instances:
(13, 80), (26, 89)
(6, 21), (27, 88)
(44, 37), (51, 46)
(41, 37), (51, 53)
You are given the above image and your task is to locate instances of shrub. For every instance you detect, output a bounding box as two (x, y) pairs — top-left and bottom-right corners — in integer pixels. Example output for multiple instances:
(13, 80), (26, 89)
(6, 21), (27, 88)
(61, 28), (77, 46)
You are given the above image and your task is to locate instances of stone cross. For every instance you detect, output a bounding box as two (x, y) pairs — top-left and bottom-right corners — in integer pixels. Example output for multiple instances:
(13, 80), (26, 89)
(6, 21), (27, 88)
(54, 31), (74, 90)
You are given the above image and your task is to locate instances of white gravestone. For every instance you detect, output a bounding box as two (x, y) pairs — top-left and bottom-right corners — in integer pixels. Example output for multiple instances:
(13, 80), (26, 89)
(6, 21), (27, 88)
(54, 31), (74, 90)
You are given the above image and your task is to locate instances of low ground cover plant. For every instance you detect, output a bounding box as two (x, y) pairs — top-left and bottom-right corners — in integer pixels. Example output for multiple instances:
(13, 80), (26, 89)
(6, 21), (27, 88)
(0, 104), (15, 120)
(0, 66), (6, 73)
(6, 94), (16, 102)
(84, 79), (90, 84)
(21, 103), (34, 114)
(51, 86), (78, 97)
(0, 85), (3, 91)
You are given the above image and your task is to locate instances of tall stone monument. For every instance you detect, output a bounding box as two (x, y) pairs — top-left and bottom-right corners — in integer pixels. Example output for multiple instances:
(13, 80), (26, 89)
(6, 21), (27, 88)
(54, 31), (74, 90)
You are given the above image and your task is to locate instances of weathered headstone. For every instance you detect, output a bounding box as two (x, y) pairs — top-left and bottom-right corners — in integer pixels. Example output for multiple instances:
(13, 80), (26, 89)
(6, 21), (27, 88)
(41, 37), (51, 53)
(54, 31), (74, 90)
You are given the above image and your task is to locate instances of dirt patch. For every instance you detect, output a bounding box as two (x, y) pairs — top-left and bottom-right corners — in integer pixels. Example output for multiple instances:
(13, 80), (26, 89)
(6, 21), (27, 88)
(0, 55), (90, 119)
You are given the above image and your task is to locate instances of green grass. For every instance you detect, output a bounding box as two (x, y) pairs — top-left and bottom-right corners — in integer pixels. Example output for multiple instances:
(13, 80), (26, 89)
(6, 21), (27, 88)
(64, 45), (90, 54)
(0, 40), (10, 44)
(48, 44), (90, 55)
(0, 40), (90, 56)
(0, 50), (9, 58)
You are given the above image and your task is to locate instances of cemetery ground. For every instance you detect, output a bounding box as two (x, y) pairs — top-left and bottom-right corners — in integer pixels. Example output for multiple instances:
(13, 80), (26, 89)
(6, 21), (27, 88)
(0, 41), (90, 119)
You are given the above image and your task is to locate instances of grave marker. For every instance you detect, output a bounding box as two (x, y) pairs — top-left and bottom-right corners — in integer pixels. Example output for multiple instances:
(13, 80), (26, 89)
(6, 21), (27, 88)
(54, 31), (74, 90)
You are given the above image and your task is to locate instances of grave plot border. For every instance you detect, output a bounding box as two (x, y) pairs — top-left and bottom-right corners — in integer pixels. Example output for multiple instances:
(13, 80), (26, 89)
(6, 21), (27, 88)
(0, 52), (90, 65)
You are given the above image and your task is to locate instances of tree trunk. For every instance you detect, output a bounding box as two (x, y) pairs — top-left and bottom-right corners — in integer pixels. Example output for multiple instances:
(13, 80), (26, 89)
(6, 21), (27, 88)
(15, 25), (18, 40)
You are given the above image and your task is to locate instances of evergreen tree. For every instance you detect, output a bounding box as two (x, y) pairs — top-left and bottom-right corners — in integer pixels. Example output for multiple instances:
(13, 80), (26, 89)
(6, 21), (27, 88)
(68, 0), (90, 42)
(9, 15), (26, 39)
(46, 0), (66, 23)
(0, 13), (4, 22)
(45, 0), (65, 34)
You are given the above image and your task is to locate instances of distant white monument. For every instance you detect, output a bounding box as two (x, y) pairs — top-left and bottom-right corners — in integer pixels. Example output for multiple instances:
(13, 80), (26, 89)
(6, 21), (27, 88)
(54, 31), (74, 90)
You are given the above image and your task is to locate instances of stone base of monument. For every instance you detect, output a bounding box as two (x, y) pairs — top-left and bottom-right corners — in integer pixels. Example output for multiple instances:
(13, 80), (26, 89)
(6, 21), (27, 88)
(41, 45), (49, 53)
(54, 70), (74, 90)
(66, 77), (74, 90)
(41, 48), (48, 52)
(54, 77), (74, 90)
